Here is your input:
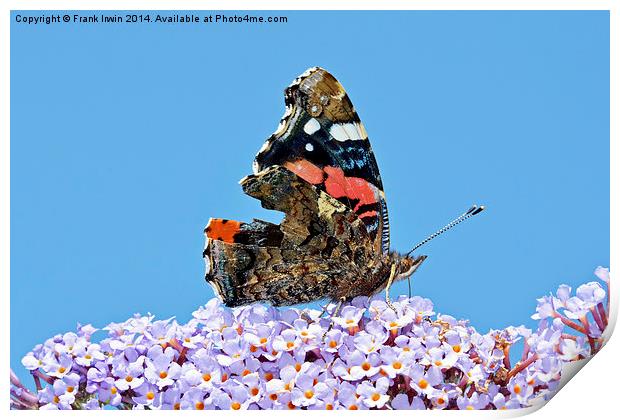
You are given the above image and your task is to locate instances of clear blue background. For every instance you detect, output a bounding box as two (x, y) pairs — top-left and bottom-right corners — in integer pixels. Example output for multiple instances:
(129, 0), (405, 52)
(11, 11), (609, 385)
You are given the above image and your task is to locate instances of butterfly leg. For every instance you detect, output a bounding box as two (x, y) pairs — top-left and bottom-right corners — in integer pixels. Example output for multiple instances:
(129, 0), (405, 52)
(317, 303), (330, 319)
(408, 276), (412, 299)
(322, 297), (346, 340)
(385, 264), (398, 312)
(331, 297), (346, 319)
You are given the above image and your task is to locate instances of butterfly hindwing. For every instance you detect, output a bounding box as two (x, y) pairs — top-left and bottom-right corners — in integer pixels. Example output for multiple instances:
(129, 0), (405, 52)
(205, 218), (283, 247)
(204, 165), (384, 306)
(253, 67), (391, 256)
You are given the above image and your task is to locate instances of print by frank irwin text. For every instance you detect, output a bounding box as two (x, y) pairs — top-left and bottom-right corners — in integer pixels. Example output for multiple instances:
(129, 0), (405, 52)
(14, 13), (288, 25)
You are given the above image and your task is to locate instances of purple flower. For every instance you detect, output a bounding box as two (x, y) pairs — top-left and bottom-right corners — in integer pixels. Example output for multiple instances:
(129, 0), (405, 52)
(332, 305), (364, 329)
(332, 350), (380, 381)
(391, 394), (426, 410)
(53, 333), (85, 357)
(177, 324), (204, 349)
(212, 384), (251, 410)
(98, 378), (122, 406)
(357, 377), (390, 408)
(52, 373), (80, 406)
(492, 392), (520, 410)
(420, 346), (458, 369)
(277, 350), (313, 380)
(563, 296), (591, 319)
(243, 323), (277, 353)
(336, 381), (366, 410)
(379, 346), (412, 378)
(556, 284), (572, 306)
(133, 381), (162, 407)
(113, 357), (145, 391)
(531, 295), (557, 320)
(75, 343), (106, 367)
(290, 373), (324, 406)
(86, 361), (110, 393)
(180, 388), (211, 410)
(559, 336), (588, 361)
(575, 282), (606, 307)
(160, 386), (182, 410)
(321, 329), (344, 353)
(393, 334), (424, 357)
(594, 266), (610, 285)
(409, 364), (442, 397)
(272, 328), (301, 353)
(457, 392), (490, 410)
(47, 354), (74, 379)
(21, 352), (45, 371)
(264, 378), (288, 408)
(38, 387), (62, 410)
(430, 388), (455, 409)
(241, 372), (263, 402)
(291, 318), (323, 343)
(184, 349), (223, 390)
(406, 296), (435, 322)
(507, 375), (534, 405)
(144, 350), (181, 389)
(354, 327), (387, 354)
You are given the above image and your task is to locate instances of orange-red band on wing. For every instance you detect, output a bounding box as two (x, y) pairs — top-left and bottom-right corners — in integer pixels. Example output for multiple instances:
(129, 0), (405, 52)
(358, 210), (379, 219)
(284, 160), (324, 184)
(284, 159), (381, 216)
(205, 218), (242, 243)
(323, 166), (378, 212)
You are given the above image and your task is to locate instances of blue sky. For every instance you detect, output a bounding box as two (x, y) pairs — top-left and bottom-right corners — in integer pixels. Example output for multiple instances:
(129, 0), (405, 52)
(11, 11), (609, 384)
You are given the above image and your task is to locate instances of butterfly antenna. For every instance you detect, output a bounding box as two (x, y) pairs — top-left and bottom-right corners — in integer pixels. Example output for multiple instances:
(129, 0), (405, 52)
(405, 205), (485, 256)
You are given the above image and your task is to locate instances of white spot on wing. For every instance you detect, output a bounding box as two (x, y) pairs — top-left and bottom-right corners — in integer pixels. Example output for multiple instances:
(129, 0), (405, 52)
(303, 118), (321, 135)
(343, 123), (359, 140)
(329, 122), (367, 142)
(329, 124), (349, 142)
(305, 143), (314, 152)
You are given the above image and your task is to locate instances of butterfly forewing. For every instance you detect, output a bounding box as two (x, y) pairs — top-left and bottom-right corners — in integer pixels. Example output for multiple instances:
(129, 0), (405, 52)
(253, 67), (391, 256)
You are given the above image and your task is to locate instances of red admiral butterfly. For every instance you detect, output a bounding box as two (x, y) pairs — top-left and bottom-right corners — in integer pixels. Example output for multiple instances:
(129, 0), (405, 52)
(203, 67), (483, 308)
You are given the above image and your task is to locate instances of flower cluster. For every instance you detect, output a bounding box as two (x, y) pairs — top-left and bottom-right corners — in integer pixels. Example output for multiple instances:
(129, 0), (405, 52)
(10, 267), (610, 410)
(532, 266), (610, 356)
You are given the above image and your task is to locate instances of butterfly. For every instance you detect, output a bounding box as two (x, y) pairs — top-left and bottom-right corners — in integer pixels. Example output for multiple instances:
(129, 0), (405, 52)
(203, 67), (428, 308)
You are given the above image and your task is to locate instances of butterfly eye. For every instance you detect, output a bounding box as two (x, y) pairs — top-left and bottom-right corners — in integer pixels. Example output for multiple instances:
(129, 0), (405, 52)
(307, 102), (322, 117)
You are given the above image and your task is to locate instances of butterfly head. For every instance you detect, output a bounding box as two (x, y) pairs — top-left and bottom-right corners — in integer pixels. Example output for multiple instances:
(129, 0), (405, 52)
(394, 253), (427, 281)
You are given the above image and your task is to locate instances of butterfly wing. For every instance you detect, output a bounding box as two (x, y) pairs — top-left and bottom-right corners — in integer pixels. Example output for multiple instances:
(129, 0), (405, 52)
(204, 165), (382, 306)
(253, 67), (390, 256)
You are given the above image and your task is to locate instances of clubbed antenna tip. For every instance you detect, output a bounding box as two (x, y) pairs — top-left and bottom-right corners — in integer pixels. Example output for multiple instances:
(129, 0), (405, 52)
(467, 204), (485, 216)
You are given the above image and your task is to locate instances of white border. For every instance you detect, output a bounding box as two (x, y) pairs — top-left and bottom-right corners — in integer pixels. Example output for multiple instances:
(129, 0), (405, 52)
(0, 1), (617, 11)
(1, 1), (616, 419)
